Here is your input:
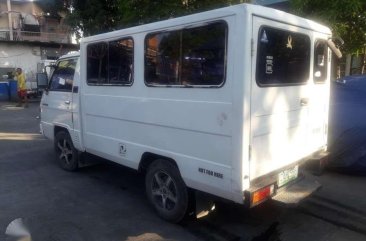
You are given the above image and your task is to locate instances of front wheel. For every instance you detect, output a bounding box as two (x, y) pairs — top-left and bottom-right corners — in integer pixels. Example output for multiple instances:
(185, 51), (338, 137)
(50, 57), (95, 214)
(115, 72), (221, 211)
(145, 159), (189, 223)
(54, 131), (79, 171)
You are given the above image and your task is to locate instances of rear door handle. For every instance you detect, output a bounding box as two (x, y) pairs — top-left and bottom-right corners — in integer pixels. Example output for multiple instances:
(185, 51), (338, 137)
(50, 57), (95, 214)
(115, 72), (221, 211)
(300, 98), (309, 106)
(64, 100), (71, 105)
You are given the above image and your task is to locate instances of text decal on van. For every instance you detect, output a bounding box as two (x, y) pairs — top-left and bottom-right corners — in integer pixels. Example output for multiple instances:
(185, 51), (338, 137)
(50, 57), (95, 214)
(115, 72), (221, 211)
(198, 168), (223, 179)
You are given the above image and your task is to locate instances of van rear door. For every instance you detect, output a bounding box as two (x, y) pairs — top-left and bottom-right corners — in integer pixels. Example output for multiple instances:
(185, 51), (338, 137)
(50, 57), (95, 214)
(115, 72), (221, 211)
(308, 34), (330, 151)
(249, 16), (314, 180)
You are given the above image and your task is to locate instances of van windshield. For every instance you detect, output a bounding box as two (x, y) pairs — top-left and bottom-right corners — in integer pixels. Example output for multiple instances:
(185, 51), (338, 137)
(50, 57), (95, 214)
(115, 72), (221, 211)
(49, 58), (77, 92)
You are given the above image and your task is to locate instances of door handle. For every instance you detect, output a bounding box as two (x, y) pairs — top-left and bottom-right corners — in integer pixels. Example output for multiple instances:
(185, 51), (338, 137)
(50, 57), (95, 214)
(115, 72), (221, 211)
(300, 98), (309, 106)
(64, 100), (71, 105)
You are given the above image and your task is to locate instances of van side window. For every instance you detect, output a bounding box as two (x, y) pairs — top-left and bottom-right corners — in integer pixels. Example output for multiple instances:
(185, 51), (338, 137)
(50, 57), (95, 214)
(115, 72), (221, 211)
(87, 38), (134, 86)
(49, 58), (77, 92)
(109, 38), (134, 85)
(145, 21), (227, 87)
(87, 42), (108, 84)
(256, 27), (310, 86)
(145, 31), (181, 85)
(314, 40), (328, 83)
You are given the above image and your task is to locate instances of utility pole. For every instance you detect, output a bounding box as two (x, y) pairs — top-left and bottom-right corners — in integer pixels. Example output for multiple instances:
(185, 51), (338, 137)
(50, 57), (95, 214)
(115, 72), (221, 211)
(6, 0), (13, 41)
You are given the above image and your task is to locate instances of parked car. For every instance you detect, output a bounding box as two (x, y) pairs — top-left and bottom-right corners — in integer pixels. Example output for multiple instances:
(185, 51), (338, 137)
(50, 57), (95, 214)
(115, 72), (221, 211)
(328, 75), (366, 172)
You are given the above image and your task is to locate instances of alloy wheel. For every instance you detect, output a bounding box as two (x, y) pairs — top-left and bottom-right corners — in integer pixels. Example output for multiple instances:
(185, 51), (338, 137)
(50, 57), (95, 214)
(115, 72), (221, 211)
(57, 139), (73, 165)
(151, 171), (178, 211)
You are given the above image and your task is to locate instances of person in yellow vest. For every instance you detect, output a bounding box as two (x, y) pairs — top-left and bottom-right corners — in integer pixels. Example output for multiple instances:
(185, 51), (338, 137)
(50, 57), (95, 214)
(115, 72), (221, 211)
(15, 68), (28, 108)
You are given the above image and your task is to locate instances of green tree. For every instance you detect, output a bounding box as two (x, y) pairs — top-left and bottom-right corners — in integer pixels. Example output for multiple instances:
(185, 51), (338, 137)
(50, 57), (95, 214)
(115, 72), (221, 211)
(119, 0), (250, 27)
(291, 0), (366, 54)
(66, 0), (122, 38)
(36, 0), (70, 16)
(66, 0), (250, 37)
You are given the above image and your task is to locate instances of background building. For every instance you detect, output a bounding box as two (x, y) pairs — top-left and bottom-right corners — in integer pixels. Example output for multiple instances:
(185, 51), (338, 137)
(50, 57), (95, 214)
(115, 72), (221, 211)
(0, 0), (77, 82)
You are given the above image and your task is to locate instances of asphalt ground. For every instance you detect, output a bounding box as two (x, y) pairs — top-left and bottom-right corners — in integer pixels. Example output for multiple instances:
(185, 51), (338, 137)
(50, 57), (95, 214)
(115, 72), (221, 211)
(1, 101), (365, 241)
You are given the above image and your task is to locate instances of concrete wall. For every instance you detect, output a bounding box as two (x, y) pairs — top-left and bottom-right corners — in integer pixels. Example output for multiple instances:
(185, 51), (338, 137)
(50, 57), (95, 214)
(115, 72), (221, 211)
(0, 43), (41, 81)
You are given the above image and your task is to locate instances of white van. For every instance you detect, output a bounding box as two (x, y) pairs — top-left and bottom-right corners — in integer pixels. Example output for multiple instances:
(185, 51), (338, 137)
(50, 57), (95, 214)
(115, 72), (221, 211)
(40, 4), (340, 222)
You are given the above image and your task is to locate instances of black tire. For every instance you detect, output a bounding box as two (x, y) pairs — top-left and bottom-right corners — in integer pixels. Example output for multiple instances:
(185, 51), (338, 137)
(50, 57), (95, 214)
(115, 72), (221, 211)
(54, 131), (79, 171)
(145, 159), (189, 223)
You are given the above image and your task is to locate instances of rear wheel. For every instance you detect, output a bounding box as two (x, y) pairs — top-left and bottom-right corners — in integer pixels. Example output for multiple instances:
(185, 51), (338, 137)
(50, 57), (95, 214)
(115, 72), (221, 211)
(54, 131), (79, 171)
(145, 159), (189, 223)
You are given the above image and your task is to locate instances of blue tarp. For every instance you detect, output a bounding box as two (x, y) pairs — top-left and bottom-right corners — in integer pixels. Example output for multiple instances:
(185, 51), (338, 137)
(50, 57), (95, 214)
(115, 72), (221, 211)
(328, 74), (366, 171)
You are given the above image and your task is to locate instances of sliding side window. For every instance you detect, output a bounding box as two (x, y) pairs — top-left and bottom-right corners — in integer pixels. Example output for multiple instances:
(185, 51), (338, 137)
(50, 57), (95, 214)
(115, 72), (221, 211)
(108, 38), (134, 85)
(145, 31), (181, 85)
(87, 37), (134, 86)
(145, 21), (227, 87)
(87, 42), (108, 84)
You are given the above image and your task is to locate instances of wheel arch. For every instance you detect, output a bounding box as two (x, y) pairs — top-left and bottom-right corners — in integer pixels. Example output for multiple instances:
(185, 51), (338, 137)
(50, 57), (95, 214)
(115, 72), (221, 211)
(54, 125), (70, 137)
(139, 152), (179, 174)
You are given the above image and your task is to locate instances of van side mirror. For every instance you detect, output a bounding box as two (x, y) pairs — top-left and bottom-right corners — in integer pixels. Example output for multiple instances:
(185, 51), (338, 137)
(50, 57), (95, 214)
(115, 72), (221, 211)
(45, 64), (57, 71)
(327, 37), (343, 59)
(36, 72), (49, 95)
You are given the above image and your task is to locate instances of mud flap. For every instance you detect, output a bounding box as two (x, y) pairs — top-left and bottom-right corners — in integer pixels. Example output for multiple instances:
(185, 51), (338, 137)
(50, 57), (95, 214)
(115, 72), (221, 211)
(272, 178), (321, 205)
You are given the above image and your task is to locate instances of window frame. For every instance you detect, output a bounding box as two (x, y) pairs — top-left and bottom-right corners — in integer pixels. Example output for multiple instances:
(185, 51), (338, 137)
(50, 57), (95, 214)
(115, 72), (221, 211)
(144, 20), (228, 88)
(255, 25), (311, 88)
(48, 57), (77, 92)
(313, 39), (328, 84)
(86, 37), (134, 87)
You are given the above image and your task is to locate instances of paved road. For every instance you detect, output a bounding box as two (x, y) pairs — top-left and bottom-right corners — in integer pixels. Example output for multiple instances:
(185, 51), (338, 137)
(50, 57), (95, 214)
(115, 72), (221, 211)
(0, 102), (365, 241)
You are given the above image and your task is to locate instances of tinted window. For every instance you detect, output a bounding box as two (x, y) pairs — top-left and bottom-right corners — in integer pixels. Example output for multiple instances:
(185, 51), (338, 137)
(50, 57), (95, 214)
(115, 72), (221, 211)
(256, 27), (310, 86)
(87, 42), (108, 84)
(49, 58), (77, 92)
(108, 38), (134, 85)
(145, 31), (181, 85)
(145, 21), (227, 87)
(181, 23), (227, 85)
(87, 38), (134, 86)
(314, 40), (328, 83)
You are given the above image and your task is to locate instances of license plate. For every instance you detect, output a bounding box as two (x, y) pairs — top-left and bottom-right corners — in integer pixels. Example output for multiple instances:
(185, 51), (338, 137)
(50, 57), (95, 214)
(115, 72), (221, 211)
(278, 165), (298, 187)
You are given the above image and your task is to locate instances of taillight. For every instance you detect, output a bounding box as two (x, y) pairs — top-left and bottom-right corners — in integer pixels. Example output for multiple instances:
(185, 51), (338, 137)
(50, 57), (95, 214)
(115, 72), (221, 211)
(251, 184), (274, 206)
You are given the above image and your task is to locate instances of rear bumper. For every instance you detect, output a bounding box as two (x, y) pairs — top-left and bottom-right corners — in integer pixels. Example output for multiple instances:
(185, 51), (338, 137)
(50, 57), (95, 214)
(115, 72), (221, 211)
(272, 177), (321, 205)
(244, 149), (328, 207)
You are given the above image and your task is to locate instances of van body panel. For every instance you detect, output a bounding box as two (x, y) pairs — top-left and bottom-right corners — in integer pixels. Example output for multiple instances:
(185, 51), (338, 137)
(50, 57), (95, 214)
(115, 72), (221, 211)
(80, 15), (237, 199)
(41, 90), (73, 133)
(69, 56), (83, 150)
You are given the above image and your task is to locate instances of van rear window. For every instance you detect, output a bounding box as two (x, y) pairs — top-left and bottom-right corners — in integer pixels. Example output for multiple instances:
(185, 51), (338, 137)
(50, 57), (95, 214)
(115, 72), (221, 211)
(256, 27), (310, 86)
(314, 40), (328, 83)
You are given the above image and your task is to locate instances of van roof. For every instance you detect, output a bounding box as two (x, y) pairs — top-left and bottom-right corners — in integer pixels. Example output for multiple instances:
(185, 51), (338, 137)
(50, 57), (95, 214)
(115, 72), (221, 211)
(81, 3), (331, 44)
(58, 51), (80, 60)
